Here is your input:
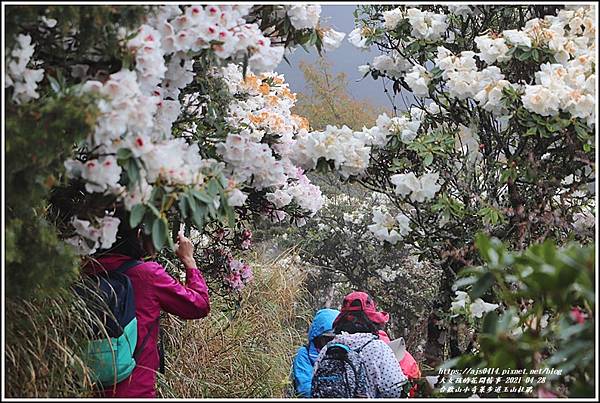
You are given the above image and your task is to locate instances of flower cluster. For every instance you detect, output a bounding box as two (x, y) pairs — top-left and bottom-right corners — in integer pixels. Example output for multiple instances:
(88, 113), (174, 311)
(292, 125), (372, 179)
(347, 26), (371, 49)
(224, 258), (254, 291)
(523, 62), (595, 124)
(474, 6), (596, 124)
(371, 51), (412, 78)
(59, 4), (332, 254)
(64, 215), (120, 255)
(405, 64), (431, 97)
(5, 34), (45, 104)
(321, 28), (346, 51)
(217, 64), (324, 220)
(286, 5), (321, 30)
(144, 5), (284, 74)
(367, 206), (411, 245)
(382, 7), (448, 41)
(390, 172), (442, 203)
(366, 112), (421, 146)
(267, 171), (323, 216)
(451, 291), (500, 319)
(433, 47), (515, 115)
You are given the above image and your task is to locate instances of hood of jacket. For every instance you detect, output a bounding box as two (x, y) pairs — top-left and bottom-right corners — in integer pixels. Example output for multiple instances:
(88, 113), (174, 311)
(307, 308), (340, 363)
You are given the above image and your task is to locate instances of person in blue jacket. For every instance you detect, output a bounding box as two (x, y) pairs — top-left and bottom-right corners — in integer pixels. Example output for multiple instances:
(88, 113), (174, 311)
(292, 308), (340, 397)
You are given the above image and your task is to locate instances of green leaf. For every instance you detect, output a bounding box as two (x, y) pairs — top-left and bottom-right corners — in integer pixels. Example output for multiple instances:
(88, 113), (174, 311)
(147, 202), (161, 218)
(207, 179), (219, 197)
(482, 311), (499, 334)
(129, 204), (146, 228)
(117, 148), (133, 160)
(470, 272), (496, 299)
(192, 203), (206, 230)
(525, 127), (537, 136)
(423, 153), (434, 167)
(48, 75), (61, 94)
(191, 189), (213, 204)
(151, 217), (167, 251)
(125, 158), (139, 184)
(166, 227), (175, 252)
(516, 51), (531, 61)
(178, 195), (189, 219)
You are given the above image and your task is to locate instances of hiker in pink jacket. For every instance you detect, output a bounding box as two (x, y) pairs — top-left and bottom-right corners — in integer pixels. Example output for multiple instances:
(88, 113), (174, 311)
(86, 216), (210, 398)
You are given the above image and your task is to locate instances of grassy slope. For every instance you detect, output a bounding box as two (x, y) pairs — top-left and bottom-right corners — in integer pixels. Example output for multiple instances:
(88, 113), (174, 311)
(158, 246), (312, 398)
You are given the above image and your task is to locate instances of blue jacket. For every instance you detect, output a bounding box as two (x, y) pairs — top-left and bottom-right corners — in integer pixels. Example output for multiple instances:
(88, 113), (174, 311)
(292, 308), (340, 397)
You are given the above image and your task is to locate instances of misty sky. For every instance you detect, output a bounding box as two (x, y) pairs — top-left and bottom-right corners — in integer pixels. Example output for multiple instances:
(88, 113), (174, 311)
(275, 5), (392, 108)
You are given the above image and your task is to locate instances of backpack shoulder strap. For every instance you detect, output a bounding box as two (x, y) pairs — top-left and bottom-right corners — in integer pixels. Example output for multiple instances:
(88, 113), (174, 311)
(133, 318), (160, 361)
(115, 260), (142, 274)
(354, 335), (378, 354)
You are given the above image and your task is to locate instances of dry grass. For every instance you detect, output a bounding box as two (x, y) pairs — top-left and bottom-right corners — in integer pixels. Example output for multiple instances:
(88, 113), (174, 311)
(157, 246), (312, 398)
(5, 287), (99, 397)
(5, 245), (312, 398)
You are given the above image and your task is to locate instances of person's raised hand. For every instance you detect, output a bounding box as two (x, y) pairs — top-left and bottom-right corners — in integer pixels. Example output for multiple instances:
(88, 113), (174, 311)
(175, 231), (196, 269)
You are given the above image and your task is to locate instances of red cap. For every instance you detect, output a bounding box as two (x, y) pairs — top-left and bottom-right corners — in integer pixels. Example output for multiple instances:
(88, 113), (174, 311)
(333, 291), (390, 328)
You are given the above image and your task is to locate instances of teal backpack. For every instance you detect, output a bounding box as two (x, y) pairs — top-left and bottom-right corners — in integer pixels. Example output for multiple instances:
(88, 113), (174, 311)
(78, 260), (143, 387)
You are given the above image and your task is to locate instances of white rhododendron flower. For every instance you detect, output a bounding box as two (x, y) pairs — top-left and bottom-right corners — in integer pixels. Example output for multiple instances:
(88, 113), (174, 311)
(227, 189), (248, 207)
(266, 189), (294, 209)
(405, 64), (431, 97)
(368, 208), (402, 245)
(285, 173), (324, 214)
(451, 291), (470, 312)
(100, 216), (121, 249)
(455, 125), (484, 165)
(363, 112), (421, 147)
(66, 215), (121, 255)
(502, 29), (532, 48)
(286, 5), (321, 30)
(470, 298), (500, 318)
(292, 125), (372, 179)
(383, 8), (405, 31)
(80, 156), (123, 194)
(321, 28), (346, 52)
(406, 8), (448, 41)
(127, 24), (167, 94)
(395, 213), (412, 236)
(414, 172), (442, 202)
(522, 85), (561, 116)
(371, 51), (412, 77)
(390, 172), (442, 202)
(390, 172), (420, 197)
(348, 27), (369, 49)
(123, 179), (153, 211)
(475, 35), (510, 64)
(6, 34), (45, 104)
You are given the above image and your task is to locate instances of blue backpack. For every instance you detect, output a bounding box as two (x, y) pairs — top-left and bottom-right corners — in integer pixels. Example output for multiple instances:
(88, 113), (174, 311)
(78, 260), (143, 387)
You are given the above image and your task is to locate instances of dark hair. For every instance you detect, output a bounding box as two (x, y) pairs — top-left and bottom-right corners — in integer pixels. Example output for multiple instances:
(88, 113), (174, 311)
(94, 208), (147, 259)
(333, 310), (383, 335)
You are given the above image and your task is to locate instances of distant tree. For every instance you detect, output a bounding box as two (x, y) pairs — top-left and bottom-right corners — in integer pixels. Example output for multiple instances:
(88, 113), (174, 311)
(293, 57), (388, 130)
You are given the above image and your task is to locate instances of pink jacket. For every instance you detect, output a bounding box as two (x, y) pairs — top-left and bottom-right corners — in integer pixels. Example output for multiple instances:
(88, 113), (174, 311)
(89, 254), (210, 398)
